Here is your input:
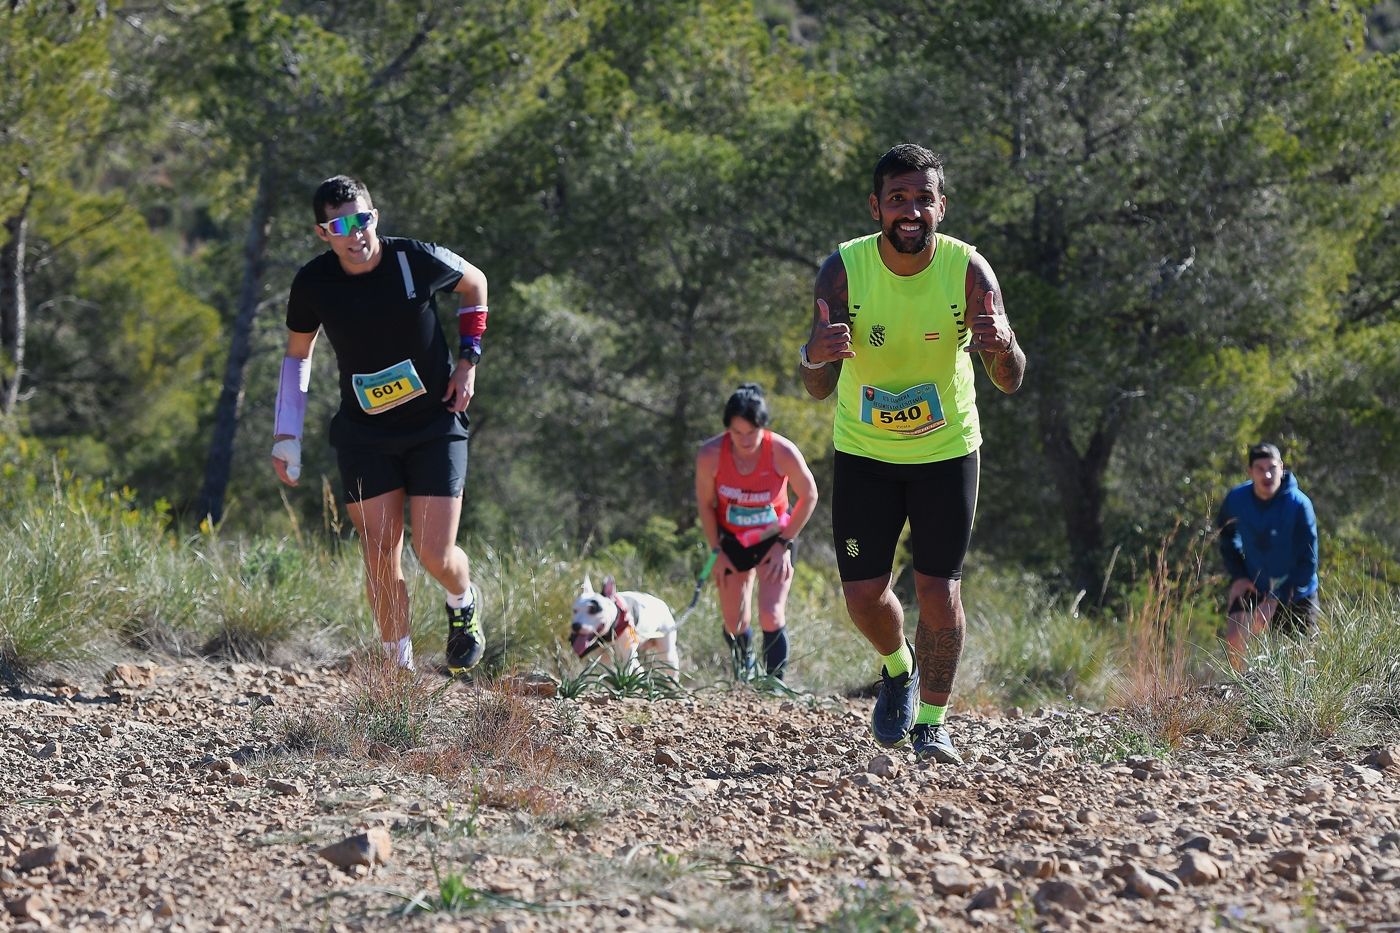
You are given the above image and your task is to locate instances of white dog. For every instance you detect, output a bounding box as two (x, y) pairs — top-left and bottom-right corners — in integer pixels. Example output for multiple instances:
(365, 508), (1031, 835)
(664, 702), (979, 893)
(569, 575), (679, 673)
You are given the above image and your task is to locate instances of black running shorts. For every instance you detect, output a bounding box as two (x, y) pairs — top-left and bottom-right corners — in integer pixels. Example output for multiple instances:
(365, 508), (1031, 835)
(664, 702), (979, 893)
(831, 449), (979, 582)
(1228, 591), (1320, 637)
(330, 410), (470, 503)
(719, 533), (788, 573)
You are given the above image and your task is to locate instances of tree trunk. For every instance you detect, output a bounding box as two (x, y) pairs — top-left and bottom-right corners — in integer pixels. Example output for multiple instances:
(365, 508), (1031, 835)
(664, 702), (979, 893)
(0, 188), (32, 416)
(195, 162), (277, 524)
(1037, 387), (1110, 596)
(668, 291), (702, 533)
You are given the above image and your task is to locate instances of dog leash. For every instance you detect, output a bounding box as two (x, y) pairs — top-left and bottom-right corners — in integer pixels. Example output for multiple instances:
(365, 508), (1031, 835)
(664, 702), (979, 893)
(672, 549), (719, 626)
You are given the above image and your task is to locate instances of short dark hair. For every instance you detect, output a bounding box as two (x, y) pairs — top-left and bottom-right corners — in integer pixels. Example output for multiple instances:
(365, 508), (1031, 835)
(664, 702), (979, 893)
(873, 144), (945, 199)
(723, 383), (770, 428)
(312, 175), (373, 223)
(1248, 442), (1283, 465)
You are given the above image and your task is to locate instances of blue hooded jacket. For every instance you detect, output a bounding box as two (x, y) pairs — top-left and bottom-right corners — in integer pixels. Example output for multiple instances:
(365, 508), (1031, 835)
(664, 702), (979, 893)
(1217, 472), (1319, 601)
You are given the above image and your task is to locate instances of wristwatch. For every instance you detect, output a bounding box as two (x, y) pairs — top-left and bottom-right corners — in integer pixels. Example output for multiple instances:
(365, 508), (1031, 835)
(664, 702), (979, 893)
(460, 347), (481, 366)
(798, 343), (825, 370)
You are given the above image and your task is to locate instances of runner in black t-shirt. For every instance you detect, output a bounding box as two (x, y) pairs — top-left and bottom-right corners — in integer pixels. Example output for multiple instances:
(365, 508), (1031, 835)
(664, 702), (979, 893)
(270, 175), (489, 675)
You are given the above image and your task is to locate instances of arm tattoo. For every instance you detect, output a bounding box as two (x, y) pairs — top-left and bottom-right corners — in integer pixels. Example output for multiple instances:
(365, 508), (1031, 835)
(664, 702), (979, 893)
(802, 252), (848, 400)
(967, 257), (1025, 394)
(987, 343), (1026, 394)
(916, 624), (964, 696)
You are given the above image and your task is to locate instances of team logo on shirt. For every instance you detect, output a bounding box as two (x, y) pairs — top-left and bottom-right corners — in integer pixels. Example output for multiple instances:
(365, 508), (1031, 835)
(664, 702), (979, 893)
(869, 324), (886, 348)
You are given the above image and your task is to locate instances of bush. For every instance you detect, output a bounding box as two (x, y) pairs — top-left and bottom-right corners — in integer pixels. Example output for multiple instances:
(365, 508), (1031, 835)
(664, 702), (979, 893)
(1228, 586), (1400, 748)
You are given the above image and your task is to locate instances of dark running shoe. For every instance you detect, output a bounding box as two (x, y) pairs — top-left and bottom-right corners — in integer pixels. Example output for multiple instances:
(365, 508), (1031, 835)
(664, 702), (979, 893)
(446, 583), (484, 674)
(730, 639), (756, 683)
(870, 641), (919, 748)
(911, 722), (963, 764)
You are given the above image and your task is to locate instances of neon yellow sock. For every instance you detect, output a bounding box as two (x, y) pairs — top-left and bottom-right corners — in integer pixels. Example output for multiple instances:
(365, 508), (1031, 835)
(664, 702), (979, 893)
(880, 642), (913, 678)
(916, 702), (946, 726)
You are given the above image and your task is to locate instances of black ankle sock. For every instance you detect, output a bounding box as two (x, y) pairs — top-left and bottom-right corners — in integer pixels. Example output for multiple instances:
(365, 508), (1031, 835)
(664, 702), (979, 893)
(724, 629), (752, 658)
(762, 627), (788, 679)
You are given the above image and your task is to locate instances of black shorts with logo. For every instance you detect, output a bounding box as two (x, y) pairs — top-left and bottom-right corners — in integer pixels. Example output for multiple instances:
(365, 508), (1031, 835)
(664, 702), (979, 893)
(831, 449), (979, 582)
(330, 409), (470, 503)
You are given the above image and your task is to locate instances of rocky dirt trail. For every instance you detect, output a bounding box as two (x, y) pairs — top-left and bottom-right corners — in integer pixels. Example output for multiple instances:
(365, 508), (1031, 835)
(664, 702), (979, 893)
(3, 660), (1400, 931)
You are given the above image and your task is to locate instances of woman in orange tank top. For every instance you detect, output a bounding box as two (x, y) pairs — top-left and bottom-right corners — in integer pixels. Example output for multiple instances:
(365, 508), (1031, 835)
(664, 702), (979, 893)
(695, 383), (818, 680)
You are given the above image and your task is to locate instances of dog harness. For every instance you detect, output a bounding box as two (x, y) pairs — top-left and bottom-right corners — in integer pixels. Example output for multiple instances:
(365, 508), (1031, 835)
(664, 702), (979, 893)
(579, 594), (635, 656)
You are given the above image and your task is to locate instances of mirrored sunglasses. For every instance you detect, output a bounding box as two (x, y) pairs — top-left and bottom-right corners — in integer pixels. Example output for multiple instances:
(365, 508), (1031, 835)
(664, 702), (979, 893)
(318, 210), (376, 237)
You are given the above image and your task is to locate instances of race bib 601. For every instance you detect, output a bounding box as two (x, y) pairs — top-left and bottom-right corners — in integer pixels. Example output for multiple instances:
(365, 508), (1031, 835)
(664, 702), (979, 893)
(353, 359), (426, 414)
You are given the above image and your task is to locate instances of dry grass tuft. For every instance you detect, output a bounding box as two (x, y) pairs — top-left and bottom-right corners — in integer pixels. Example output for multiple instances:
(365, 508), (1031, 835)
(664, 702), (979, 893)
(273, 656), (575, 814)
(1107, 528), (1232, 749)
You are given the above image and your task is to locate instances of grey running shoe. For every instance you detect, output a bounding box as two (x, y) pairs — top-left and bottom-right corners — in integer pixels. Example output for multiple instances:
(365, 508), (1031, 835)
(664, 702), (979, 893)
(870, 642), (919, 748)
(446, 583), (484, 674)
(911, 722), (963, 764)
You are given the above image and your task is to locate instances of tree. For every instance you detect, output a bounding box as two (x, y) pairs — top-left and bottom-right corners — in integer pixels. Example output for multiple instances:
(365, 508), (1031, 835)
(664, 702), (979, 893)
(428, 0), (854, 543)
(22, 184), (222, 486)
(127, 0), (607, 524)
(0, 1), (112, 415)
(831, 0), (1400, 592)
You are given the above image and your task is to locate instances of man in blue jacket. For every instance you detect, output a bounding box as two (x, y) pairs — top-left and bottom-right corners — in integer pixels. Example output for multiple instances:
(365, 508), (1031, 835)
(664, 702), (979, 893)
(1218, 442), (1320, 671)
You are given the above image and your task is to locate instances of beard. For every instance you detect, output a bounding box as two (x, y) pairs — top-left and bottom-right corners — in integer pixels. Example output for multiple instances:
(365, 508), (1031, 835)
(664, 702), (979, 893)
(884, 219), (934, 254)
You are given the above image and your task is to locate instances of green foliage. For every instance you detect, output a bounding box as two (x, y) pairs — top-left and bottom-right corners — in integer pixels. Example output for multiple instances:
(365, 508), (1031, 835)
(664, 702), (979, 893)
(0, 2), (111, 224)
(438, 0), (855, 543)
(1074, 726), (1171, 765)
(0, 430), (347, 677)
(23, 185), (221, 490)
(0, 429), (158, 677)
(552, 656), (686, 700)
(0, 482), (123, 679)
(0, 2), (1397, 686)
(821, 881), (922, 933)
(959, 564), (1118, 709)
(828, 0), (1400, 587)
(345, 669), (450, 750)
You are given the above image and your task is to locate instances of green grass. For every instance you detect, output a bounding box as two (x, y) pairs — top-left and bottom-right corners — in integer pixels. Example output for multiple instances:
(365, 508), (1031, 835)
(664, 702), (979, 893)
(821, 881), (922, 933)
(958, 565), (1117, 710)
(1226, 586), (1400, 748)
(0, 492), (118, 679)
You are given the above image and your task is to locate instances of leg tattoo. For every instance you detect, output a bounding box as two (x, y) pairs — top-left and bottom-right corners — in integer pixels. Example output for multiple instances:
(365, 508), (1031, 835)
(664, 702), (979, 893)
(916, 625), (964, 695)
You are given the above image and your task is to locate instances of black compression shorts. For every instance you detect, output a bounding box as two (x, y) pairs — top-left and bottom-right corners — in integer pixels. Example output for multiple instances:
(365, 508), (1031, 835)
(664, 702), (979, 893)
(831, 449), (979, 582)
(719, 533), (788, 573)
(330, 410), (470, 503)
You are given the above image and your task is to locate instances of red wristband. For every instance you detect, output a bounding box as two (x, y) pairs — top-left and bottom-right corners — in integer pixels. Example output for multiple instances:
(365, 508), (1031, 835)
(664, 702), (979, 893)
(458, 304), (488, 338)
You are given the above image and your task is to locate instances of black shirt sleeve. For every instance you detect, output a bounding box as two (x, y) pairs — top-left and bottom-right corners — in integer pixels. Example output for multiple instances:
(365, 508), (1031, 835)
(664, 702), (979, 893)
(286, 263), (323, 334)
(413, 241), (469, 296)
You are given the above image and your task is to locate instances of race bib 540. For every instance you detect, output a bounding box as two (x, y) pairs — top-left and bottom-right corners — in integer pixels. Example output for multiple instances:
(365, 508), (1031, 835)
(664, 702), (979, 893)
(860, 383), (947, 437)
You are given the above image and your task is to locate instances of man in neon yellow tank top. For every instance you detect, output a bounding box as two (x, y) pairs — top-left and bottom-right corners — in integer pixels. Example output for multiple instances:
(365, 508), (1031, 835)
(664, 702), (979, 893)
(800, 144), (1026, 763)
